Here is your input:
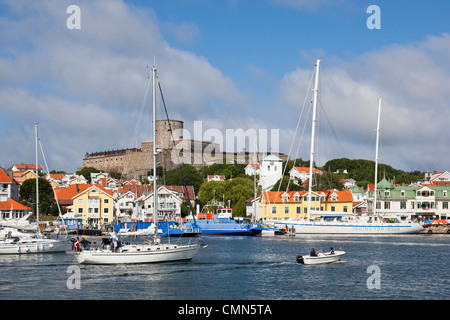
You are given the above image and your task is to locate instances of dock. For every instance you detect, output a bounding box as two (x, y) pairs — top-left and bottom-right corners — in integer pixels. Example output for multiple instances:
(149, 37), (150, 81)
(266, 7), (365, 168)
(422, 224), (450, 234)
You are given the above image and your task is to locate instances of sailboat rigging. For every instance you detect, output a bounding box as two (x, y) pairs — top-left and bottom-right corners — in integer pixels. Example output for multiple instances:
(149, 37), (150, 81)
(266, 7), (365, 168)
(268, 59), (423, 234)
(74, 64), (201, 264)
(0, 123), (68, 254)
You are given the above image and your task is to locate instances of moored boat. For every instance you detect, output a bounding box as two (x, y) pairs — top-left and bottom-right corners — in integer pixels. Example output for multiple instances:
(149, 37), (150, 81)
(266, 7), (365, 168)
(0, 124), (68, 255)
(74, 65), (202, 264)
(269, 60), (423, 235)
(186, 207), (261, 236)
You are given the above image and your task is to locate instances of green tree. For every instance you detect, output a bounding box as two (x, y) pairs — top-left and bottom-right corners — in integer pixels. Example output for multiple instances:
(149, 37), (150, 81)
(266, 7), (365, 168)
(315, 171), (344, 190)
(283, 158), (311, 176)
(76, 167), (101, 183)
(197, 177), (258, 217)
(19, 178), (60, 217)
(322, 158), (424, 186)
(270, 176), (303, 191)
(197, 181), (227, 208)
(164, 164), (204, 194)
(199, 163), (246, 179)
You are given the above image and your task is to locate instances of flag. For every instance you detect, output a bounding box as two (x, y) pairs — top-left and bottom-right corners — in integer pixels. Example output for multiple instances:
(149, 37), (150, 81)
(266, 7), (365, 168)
(156, 161), (161, 166)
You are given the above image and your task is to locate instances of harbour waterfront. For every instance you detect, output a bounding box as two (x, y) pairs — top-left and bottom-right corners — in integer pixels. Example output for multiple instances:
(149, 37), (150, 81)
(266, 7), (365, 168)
(0, 235), (449, 300)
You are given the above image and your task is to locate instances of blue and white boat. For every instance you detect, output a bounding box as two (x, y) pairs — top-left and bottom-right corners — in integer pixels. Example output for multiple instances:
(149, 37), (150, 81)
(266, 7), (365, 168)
(187, 208), (261, 236)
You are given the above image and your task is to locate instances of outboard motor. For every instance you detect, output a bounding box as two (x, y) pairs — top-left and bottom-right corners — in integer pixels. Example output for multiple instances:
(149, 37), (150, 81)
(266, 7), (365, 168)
(296, 255), (304, 264)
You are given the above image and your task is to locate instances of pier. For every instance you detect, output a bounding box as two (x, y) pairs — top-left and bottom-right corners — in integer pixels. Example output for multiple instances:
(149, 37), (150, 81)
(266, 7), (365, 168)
(422, 224), (450, 234)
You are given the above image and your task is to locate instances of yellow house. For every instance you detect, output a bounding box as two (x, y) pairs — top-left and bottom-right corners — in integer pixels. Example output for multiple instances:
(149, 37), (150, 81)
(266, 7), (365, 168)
(261, 190), (354, 220)
(321, 190), (354, 213)
(71, 185), (114, 227)
(22, 169), (37, 180)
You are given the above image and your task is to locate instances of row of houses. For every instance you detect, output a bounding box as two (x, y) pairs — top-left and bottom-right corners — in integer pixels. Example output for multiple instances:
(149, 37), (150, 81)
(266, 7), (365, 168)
(0, 164), (196, 229)
(55, 181), (195, 228)
(3, 160), (450, 228)
(245, 167), (450, 221)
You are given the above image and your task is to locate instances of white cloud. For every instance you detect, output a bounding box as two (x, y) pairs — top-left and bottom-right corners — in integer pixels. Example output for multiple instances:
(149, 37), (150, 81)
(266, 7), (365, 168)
(276, 33), (450, 171)
(0, 0), (251, 172)
(1, 0), (449, 175)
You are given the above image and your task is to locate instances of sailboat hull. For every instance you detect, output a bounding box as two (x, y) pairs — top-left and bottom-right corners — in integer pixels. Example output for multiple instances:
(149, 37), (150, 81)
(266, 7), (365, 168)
(74, 243), (200, 265)
(274, 221), (424, 234)
(0, 238), (67, 254)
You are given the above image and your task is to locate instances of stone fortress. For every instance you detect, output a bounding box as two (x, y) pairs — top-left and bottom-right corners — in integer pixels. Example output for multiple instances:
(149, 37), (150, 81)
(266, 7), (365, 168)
(83, 119), (289, 179)
(83, 120), (274, 179)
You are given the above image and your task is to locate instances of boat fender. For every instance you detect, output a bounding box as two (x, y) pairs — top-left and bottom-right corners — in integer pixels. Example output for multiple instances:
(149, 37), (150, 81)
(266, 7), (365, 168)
(296, 256), (304, 264)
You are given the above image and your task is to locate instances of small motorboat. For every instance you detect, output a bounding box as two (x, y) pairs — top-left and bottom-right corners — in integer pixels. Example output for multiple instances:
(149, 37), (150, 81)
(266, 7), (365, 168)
(296, 249), (345, 265)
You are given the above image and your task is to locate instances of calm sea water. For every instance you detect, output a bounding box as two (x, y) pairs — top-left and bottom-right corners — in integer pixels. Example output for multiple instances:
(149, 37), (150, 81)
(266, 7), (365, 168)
(0, 234), (449, 301)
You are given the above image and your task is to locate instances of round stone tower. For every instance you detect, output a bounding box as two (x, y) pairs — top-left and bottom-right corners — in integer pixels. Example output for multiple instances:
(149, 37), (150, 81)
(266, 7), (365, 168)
(155, 120), (183, 149)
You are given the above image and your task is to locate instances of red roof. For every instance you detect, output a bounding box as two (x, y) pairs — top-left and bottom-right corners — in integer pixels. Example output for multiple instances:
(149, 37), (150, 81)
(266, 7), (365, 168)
(14, 163), (43, 170)
(262, 190), (353, 203)
(0, 198), (31, 211)
(0, 168), (14, 183)
(293, 166), (323, 173)
(48, 173), (64, 179)
(135, 185), (195, 201)
(54, 184), (112, 205)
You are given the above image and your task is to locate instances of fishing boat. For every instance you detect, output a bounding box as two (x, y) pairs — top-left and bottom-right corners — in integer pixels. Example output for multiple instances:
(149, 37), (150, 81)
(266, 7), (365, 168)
(74, 65), (201, 264)
(0, 124), (67, 254)
(269, 60), (423, 235)
(296, 249), (345, 265)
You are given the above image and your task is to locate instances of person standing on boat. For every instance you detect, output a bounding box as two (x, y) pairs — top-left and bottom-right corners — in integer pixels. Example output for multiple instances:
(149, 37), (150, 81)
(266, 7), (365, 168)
(111, 232), (119, 252)
(310, 248), (317, 256)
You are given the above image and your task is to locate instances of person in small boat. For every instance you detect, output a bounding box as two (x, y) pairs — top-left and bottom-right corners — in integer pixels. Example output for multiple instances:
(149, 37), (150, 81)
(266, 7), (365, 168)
(330, 247), (335, 255)
(310, 248), (317, 256)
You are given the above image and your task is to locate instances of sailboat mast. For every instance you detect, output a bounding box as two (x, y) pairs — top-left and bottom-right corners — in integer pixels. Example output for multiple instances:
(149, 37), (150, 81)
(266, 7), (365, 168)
(152, 65), (158, 236)
(373, 98), (382, 215)
(253, 136), (257, 224)
(35, 122), (40, 233)
(307, 59), (320, 221)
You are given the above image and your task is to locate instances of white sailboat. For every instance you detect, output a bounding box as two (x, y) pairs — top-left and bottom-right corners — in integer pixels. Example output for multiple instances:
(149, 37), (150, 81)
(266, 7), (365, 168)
(0, 124), (67, 254)
(270, 60), (423, 234)
(74, 65), (201, 264)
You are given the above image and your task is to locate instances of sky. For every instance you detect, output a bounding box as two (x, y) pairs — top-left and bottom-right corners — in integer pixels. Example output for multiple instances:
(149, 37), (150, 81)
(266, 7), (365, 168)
(0, 0), (449, 174)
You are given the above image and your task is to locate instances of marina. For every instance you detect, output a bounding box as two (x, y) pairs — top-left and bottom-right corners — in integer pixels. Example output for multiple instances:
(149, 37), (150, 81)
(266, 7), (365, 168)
(0, 234), (449, 300)
(1, 1), (450, 308)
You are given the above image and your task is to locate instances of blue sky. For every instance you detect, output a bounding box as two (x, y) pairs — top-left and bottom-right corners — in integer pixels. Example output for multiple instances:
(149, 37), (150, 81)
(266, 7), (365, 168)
(0, 0), (449, 173)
